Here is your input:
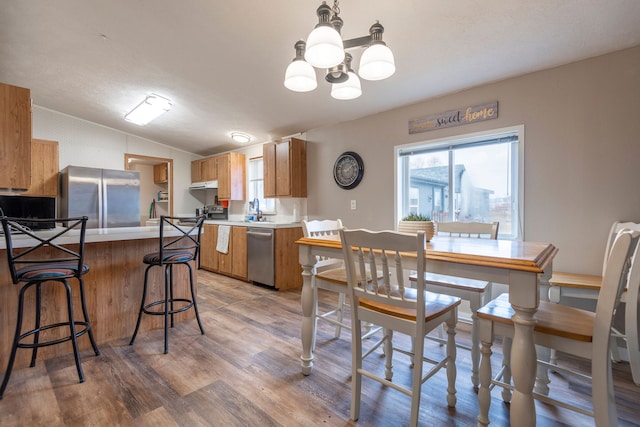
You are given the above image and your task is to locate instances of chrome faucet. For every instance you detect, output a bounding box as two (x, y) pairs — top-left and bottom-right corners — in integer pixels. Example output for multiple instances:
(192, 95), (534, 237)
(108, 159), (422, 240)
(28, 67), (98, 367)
(252, 198), (262, 221)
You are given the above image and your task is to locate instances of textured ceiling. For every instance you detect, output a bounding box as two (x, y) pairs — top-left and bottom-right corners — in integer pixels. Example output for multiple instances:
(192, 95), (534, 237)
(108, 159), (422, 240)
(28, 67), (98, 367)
(1, 0), (639, 156)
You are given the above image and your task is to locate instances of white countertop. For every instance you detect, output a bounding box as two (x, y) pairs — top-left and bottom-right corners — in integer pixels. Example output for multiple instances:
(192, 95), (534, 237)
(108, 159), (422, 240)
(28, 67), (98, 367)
(0, 225), (191, 250)
(0, 221), (302, 250)
(203, 220), (301, 229)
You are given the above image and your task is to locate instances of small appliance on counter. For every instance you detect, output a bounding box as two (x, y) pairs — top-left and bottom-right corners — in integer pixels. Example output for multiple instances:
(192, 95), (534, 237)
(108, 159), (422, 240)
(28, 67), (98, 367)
(205, 205), (228, 220)
(0, 195), (56, 231)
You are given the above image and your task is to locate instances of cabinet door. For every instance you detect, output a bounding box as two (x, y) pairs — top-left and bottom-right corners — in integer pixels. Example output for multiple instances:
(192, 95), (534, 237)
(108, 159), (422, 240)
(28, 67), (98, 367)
(0, 82), (32, 190)
(153, 163), (168, 184)
(191, 159), (203, 183)
(231, 226), (247, 280)
(200, 224), (217, 271)
(274, 227), (303, 290)
(263, 142), (277, 197)
(218, 224), (233, 275)
(201, 157), (217, 181)
(263, 138), (306, 198)
(216, 154), (230, 199)
(23, 139), (58, 196)
(289, 138), (307, 198)
(275, 141), (291, 197)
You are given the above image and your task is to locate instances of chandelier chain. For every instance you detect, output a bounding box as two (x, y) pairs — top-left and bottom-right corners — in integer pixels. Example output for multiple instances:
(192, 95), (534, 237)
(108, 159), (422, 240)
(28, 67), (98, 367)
(332, 0), (340, 17)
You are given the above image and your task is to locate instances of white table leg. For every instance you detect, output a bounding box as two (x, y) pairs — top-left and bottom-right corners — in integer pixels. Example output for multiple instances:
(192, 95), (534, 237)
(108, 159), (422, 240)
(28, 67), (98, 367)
(508, 270), (539, 427)
(299, 244), (318, 375)
(509, 304), (538, 427)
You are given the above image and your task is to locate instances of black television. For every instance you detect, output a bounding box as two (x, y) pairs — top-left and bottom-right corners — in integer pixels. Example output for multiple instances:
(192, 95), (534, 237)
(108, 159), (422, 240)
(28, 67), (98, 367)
(0, 195), (56, 230)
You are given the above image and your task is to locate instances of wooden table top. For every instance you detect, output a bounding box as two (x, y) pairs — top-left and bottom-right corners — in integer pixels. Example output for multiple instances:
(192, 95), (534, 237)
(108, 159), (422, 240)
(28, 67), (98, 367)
(296, 235), (557, 274)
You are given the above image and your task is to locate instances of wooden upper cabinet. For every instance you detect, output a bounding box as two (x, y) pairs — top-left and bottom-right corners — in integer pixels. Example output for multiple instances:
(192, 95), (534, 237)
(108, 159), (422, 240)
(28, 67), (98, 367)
(153, 163), (168, 184)
(201, 157), (217, 181)
(217, 152), (245, 200)
(22, 139), (59, 197)
(0, 82), (32, 190)
(191, 159), (203, 183)
(263, 138), (306, 198)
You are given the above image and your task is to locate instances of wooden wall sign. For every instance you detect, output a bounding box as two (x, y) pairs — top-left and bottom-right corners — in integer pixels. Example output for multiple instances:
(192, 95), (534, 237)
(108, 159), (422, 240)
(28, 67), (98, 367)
(408, 101), (498, 134)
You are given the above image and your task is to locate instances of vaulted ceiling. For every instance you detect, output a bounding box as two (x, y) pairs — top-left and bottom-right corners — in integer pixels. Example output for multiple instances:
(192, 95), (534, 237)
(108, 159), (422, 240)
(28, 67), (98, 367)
(1, 1), (639, 156)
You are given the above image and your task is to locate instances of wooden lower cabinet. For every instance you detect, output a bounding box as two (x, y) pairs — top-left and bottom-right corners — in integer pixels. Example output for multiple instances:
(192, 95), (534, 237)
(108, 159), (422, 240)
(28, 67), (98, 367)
(274, 227), (303, 290)
(200, 225), (302, 289)
(200, 224), (247, 281)
(200, 224), (217, 271)
(231, 226), (247, 279)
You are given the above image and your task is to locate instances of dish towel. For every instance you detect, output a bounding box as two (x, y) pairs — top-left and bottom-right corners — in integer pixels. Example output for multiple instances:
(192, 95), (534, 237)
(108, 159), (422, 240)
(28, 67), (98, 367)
(216, 225), (231, 254)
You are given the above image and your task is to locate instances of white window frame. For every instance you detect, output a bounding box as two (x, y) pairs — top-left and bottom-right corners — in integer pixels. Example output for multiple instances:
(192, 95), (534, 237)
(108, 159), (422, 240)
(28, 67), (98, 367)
(395, 125), (525, 240)
(248, 157), (276, 214)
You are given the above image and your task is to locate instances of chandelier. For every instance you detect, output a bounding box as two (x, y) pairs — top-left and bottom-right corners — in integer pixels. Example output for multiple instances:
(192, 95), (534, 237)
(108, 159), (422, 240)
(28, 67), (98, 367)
(284, 1), (395, 100)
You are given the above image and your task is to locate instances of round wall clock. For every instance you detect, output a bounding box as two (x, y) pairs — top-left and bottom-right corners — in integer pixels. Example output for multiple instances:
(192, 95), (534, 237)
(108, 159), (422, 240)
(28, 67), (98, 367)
(333, 151), (364, 189)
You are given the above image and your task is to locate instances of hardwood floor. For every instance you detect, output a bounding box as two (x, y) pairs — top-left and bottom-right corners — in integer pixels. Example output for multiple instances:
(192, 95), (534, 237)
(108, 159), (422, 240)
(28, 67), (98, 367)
(0, 270), (638, 426)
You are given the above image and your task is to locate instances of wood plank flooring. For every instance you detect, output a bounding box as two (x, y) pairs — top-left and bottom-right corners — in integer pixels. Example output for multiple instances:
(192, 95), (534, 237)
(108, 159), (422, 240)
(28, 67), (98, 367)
(0, 270), (638, 426)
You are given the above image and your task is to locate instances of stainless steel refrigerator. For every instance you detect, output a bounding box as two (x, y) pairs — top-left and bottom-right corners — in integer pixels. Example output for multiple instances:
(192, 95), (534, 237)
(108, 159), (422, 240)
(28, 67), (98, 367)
(59, 165), (141, 228)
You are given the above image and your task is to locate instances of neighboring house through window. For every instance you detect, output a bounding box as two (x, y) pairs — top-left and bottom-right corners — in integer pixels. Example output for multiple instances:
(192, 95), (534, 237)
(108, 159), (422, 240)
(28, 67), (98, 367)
(395, 125), (524, 240)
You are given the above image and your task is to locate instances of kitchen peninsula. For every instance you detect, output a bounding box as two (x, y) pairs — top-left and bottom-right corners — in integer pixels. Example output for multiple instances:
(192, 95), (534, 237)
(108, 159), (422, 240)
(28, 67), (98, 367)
(0, 225), (198, 369)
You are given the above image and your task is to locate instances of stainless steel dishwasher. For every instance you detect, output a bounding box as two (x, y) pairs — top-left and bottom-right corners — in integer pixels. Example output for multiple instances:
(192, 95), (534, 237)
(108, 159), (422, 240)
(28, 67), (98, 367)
(247, 227), (275, 287)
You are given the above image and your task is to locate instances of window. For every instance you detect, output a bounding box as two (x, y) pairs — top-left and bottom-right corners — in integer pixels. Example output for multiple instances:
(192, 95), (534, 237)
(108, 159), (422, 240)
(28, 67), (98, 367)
(247, 157), (275, 214)
(396, 126), (523, 240)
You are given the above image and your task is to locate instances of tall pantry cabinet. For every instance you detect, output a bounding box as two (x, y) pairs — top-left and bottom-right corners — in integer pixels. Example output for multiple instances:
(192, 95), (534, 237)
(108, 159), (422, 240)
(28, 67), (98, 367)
(0, 82), (32, 190)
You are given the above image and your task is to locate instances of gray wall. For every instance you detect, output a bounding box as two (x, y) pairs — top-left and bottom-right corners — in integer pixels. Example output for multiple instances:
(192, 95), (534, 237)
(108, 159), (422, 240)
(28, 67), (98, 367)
(305, 46), (640, 275)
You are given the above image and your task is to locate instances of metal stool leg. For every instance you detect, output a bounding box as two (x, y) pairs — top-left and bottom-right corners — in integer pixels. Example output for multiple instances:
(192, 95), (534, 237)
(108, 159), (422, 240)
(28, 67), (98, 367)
(186, 262), (205, 335)
(130, 265), (153, 346)
(63, 279), (85, 383)
(0, 284), (29, 399)
(78, 277), (100, 356)
(30, 283), (42, 367)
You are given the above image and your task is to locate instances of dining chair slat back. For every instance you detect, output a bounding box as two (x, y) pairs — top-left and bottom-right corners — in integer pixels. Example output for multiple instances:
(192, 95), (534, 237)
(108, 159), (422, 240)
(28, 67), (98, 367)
(409, 220), (499, 389)
(477, 228), (640, 427)
(340, 228), (461, 427)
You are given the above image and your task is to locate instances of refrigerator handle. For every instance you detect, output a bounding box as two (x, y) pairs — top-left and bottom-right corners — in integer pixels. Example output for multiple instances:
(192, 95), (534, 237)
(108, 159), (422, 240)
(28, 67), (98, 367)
(100, 178), (106, 228)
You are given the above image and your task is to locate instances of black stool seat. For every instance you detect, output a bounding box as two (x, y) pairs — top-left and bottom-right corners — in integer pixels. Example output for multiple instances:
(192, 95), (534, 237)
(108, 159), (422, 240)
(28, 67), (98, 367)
(0, 216), (100, 400)
(143, 249), (194, 265)
(129, 216), (206, 354)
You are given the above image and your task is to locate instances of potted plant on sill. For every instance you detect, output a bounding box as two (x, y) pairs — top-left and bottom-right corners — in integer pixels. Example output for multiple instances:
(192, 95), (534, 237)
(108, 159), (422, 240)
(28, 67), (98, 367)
(398, 213), (435, 241)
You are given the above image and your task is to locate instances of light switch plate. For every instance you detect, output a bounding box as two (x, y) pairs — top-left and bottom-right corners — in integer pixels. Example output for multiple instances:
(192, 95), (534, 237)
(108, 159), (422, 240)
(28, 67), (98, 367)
(350, 200), (357, 210)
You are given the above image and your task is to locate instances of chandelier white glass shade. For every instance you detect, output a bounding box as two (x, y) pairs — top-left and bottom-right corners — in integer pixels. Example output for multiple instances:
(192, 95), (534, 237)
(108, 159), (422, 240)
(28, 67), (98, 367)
(304, 11), (345, 69)
(358, 23), (396, 81)
(124, 94), (172, 126)
(284, 40), (318, 92)
(331, 53), (361, 100)
(284, 0), (394, 100)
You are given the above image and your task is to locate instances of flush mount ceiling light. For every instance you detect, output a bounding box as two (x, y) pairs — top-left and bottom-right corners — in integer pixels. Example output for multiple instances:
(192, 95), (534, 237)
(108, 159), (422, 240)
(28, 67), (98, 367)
(231, 132), (251, 143)
(124, 93), (172, 126)
(284, 0), (395, 100)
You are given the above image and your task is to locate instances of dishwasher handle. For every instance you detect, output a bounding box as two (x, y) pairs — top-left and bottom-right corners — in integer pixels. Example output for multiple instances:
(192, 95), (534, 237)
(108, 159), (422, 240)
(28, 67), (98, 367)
(247, 230), (274, 238)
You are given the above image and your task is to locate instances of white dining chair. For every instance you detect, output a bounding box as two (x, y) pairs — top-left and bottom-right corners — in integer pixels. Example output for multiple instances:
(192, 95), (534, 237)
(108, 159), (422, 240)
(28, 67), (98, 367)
(302, 219), (382, 349)
(548, 220), (640, 385)
(409, 221), (499, 389)
(477, 228), (640, 427)
(340, 228), (461, 427)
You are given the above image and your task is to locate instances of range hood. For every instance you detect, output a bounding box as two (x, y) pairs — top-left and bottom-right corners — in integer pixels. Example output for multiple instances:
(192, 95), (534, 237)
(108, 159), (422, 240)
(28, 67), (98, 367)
(188, 180), (218, 189)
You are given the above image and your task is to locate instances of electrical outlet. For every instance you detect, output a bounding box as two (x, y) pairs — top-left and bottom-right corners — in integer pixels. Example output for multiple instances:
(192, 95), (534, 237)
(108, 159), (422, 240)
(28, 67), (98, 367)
(350, 200), (357, 210)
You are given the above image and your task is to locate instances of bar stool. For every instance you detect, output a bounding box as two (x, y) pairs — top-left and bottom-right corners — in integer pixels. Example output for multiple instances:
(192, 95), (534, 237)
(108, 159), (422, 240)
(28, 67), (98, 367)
(0, 216), (100, 399)
(129, 215), (206, 354)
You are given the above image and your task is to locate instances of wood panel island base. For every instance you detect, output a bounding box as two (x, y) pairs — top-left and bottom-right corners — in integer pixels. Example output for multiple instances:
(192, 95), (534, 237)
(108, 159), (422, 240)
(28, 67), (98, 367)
(0, 227), (196, 370)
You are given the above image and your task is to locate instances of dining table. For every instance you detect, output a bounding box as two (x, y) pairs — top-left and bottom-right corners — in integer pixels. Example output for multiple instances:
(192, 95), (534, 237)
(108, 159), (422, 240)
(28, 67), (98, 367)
(296, 233), (558, 427)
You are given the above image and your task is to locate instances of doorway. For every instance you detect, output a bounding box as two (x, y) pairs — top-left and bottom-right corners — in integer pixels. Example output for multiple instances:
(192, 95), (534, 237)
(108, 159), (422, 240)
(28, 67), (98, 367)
(125, 153), (174, 223)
